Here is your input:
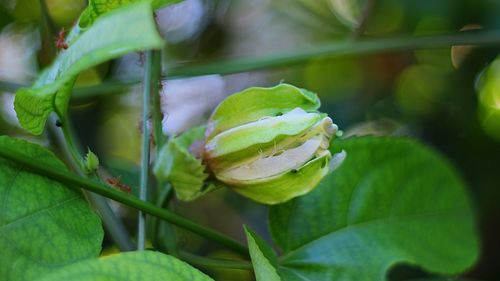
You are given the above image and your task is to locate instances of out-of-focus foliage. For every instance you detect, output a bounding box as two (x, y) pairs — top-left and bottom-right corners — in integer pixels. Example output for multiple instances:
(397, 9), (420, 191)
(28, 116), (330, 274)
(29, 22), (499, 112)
(477, 56), (500, 140)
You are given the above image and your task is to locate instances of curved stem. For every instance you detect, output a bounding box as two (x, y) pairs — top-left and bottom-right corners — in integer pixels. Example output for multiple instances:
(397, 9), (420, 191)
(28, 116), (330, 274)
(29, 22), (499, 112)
(60, 119), (85, 171)
(0, 146), (249, 256)
(55, 117), (135, 252)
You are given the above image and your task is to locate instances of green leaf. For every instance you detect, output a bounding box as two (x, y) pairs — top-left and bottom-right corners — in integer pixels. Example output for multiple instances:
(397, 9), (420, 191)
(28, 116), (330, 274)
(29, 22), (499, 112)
(270, 137), (479, 280)
(14, 2), (164, 135)
(0, 136), (103, 281)
(244, 226), (282, 281)
(79, 0), (183, 28)
(206, 84), (321, 142)
(154, 126), (215, 201)
(36, 251), (214, 281)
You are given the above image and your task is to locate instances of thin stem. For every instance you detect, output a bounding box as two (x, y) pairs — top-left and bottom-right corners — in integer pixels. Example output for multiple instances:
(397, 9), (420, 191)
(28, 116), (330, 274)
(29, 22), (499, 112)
(138, 50), (155, 250)
(55, 117), (135, 251)
(152, 184), (178, 255)
(151, 50), (165, 150)
(38, 0), (56, 66)
(166, 29), (500, 77)
(0, 146), (249, 256)
(60, 120), (85, 171)
(0, 81), (24, 93)
(178, 251), (252, 270)
(3, 30), (500, 97)
(147, 49), (177, 255)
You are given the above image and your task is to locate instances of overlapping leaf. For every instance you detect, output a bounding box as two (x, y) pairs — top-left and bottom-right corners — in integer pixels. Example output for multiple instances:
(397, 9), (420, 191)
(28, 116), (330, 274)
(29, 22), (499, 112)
(14, 2), (164, 135)
(0, 136), (103, 281)
(269, 137), (479, 280)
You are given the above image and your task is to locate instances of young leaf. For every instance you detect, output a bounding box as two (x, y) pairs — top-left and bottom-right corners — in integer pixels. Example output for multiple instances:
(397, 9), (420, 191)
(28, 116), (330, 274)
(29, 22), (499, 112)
(14, 2), (164, 135)
(270, 137), (479, 280)
(0, 136), (103, 281)
(36, 251), (214, 281)
(244, 226), (282, 281)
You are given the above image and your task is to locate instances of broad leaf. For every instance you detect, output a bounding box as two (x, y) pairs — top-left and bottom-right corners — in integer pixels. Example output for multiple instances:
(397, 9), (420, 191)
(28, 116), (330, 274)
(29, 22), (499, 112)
(0, 136), (103, 281)
(244, 226), (282, 281)
(80, 0), (183, 28)
(36, 251), (214, 281)
(14, 2), (164, 135)
(270, 137), (479, 281)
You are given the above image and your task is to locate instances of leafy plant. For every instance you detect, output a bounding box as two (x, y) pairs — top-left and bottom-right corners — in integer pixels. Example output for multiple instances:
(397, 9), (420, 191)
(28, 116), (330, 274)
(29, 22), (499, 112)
(0, 0), (496, 280)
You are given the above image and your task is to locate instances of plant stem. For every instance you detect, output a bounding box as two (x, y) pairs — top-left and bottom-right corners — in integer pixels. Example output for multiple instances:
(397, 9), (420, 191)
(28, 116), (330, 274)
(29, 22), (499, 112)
(60, 119), (85, 171)
(138, 50), (156, 250)
(150, 50), (165, 150)
(148, 49), (177, 254)
(0, 146), (249, 256)
(0, 81), (24, 93)
(166, 29), (500, 77)
(37, 0), (56, 67)
(3, 29), (500, 97)
(178, 251), (252, 270)
(56, 117), (135, 251)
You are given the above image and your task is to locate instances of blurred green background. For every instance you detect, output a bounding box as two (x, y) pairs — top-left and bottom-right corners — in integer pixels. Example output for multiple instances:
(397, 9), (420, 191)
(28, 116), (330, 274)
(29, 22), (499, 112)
(0, 0), (499, 280)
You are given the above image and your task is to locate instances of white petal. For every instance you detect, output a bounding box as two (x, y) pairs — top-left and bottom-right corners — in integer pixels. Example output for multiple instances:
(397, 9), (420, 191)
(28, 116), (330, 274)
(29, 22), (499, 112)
(219, 136), (322, 181)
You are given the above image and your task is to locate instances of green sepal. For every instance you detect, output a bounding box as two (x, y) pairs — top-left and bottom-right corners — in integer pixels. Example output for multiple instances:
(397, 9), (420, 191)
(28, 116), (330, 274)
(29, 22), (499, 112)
(154, 126), (217, 201)
(223, 151), (332, 205)
(206, 84), (321, 142)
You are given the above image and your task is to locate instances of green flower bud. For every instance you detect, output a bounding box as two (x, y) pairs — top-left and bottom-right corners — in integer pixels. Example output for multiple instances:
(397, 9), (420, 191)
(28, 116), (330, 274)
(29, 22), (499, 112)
(84, 149), (99, 175)
(154, 84), (339, 204)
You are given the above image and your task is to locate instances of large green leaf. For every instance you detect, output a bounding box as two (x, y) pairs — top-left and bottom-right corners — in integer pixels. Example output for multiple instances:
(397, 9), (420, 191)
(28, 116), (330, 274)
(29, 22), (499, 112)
(0, 136), (103, 281)
(14, 2), (164, 135)
(36, 251), (214, 281)
(270, 137), (479, 281)
(80, 0), (183, 28)
(244, 226), (282, 281)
